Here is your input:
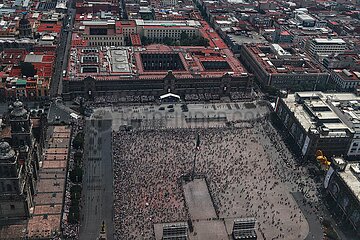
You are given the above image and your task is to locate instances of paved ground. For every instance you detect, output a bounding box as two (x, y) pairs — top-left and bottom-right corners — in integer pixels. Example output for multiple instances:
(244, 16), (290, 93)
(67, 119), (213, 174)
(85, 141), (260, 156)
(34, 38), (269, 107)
(79, 110), (114, 240)
(91, 101), (269, 131)
(50, 7), (75, 97)
(183, 179), (217, 220)
(292, 192), (323, 240)
(111, 105), (321, 239)
(183, 179), (229, 240)
(191, 220), (228, 240)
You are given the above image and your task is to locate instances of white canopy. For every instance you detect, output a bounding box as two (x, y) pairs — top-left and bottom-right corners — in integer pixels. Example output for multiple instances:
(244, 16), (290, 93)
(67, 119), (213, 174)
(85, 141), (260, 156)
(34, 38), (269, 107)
(70, 113), (80, 119)
(159, 93), (180, 100)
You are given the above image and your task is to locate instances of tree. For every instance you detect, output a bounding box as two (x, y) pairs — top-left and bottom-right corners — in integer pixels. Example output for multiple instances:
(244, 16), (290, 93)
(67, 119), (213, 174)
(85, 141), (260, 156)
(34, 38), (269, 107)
(141, 36), (149, 45)
(70, 166), (83, 183)
(20, 62), (36, 77)
(163, 37), (174, 46)
(74, 151), (83, 166)
(180, 31), (189, 41)
(73, 132), (84, 150)
(68, 206), (80, 223)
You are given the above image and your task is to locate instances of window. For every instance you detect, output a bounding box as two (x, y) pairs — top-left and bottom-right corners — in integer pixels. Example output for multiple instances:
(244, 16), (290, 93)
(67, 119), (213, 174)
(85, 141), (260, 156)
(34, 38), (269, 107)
(10, 204), (15, 210)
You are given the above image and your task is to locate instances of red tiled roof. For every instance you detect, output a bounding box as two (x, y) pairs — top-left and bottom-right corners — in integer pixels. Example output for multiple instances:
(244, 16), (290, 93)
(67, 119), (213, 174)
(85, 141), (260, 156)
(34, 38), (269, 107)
(37, 23), (62, 33)
(130, 33), (141, 46)
(280, 30), (290, 36)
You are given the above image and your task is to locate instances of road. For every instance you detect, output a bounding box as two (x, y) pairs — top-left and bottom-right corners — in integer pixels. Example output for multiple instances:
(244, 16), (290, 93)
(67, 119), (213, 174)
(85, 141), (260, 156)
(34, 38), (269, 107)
(291, 192), (324, 240)
(50, 6), (75, 97)
(92, 101), (269, 130)
(79, 110), (114, 240)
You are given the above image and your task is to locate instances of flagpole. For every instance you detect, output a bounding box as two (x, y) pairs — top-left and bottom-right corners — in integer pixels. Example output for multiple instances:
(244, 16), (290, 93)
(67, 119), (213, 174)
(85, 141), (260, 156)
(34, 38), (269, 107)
(192, 150), (197, 181)
(192, 133), (200, 181)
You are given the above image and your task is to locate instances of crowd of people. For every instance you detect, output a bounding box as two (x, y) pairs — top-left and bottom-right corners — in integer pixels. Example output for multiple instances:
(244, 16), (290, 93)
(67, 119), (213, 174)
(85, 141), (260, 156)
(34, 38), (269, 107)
(113, 130), (190, 239)
(112, 116), (323, 240)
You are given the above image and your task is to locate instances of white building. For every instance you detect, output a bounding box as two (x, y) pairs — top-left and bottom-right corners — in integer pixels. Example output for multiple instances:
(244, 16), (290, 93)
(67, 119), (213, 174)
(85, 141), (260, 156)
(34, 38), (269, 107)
(135, 20), (200, 40)
(331, 69), (360, 91)
(306, 38), (346, 57)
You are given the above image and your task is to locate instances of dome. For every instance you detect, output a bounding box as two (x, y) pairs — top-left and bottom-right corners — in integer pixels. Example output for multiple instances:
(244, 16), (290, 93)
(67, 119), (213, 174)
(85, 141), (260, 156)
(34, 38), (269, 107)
(10, 100), (27, 117)
(13, 100), (23, 109)
(0, 141), (15, 161)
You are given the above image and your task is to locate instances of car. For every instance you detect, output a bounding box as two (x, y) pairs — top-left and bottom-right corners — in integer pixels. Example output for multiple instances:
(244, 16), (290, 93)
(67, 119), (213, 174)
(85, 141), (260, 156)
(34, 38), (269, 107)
(168, 109), (175, 112)
(159, 107), (165, 110)
(167, 105), (174, 108)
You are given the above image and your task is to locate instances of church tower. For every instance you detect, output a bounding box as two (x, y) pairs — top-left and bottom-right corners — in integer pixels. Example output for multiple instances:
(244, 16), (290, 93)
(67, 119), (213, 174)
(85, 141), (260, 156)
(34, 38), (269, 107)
(10, 100), (32, 148)
(18, 13), (32, 38)
(0, 141), (33, 219)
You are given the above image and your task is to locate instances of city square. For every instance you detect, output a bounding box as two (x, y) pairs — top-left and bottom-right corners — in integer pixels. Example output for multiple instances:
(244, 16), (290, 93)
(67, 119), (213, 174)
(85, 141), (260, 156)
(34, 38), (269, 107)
(111, 102), (322, 240)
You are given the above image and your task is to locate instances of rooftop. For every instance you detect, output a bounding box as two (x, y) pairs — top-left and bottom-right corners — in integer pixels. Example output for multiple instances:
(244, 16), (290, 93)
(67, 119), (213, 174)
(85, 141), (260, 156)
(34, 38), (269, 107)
(333, 69), (360, 82)
(281, 92), (360, 137)
(27, 125), (72, 239)
(313, 38), (346, 44)
(245, 44), (325, 75)
(134, 19), (201, 27)
(66, 44), (246, 81)
(338, 162), (360, 203)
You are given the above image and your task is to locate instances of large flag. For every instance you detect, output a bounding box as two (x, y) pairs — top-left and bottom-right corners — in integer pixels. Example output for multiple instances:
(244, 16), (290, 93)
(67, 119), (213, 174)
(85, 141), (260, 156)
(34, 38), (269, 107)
(196, 134), (200, 150)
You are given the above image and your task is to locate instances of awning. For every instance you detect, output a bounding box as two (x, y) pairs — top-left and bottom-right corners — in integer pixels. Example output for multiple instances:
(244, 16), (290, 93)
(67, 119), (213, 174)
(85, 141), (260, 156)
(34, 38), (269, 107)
(159, 93), (180, 100)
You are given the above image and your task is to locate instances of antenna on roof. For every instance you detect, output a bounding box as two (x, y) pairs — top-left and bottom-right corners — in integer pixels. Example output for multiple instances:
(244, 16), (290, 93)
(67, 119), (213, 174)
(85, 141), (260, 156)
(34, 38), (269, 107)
(310, 73), (320, 102)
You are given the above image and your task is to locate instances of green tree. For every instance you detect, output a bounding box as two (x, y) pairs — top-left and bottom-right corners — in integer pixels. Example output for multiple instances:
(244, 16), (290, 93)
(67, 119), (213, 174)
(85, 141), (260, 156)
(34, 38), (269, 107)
(163, 36), (174, 45)
(20, 62), (36, 77)
(73, 132), (84, 150)
(70, 166), (83, 183)
(74, 151), (83, 166)
(68, 206), (80, 223)
(141, 36), (149, 45)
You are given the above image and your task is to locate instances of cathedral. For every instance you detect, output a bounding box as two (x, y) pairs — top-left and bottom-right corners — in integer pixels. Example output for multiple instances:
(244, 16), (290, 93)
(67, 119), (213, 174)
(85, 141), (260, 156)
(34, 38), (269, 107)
(0, 100), (44, 220)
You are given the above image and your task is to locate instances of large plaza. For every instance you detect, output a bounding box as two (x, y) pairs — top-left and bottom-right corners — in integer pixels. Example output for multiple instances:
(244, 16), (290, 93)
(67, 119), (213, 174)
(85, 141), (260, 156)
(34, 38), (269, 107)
(110, 102), (323, 240)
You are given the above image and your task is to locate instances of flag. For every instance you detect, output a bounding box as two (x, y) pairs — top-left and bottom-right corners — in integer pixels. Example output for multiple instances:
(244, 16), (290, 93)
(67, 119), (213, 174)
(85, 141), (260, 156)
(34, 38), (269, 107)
(196, 134), (200, 150)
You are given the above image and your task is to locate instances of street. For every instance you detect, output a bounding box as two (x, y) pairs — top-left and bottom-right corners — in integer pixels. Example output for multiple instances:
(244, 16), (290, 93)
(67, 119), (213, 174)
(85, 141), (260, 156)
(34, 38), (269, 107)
(79, 110), (114, 240)
(50, 6), (75, 97)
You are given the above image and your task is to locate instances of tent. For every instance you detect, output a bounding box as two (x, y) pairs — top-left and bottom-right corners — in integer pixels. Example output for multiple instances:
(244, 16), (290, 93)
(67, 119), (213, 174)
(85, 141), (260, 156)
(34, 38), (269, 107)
(159, 93), (180, 100)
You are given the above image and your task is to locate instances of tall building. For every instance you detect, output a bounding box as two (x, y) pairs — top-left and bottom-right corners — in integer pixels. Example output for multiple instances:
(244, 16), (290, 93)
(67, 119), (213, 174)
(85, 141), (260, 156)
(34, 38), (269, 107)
(305, 38), (347, 58)
(0, 100), (39, 220)
(240, 44), (329, 89)
(275, 92), (358, 159)
(18, 14), (32, 39)
(325, 157), (360, 236)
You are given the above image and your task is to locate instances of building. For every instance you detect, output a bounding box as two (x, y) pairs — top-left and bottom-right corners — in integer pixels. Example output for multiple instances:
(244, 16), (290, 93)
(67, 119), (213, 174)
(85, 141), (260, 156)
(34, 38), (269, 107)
(325, 158), (360, 236)
(73, 19), (202, 47)
(64, 20), (251, 100)
(295, 13), (316, 27)
(305, 38), (347, 58)
(322, 53), (360, 91)
(330, 69), (360, 91)
(26, 125), (71, 239)
(323, 53), (360, 70)
(0, 100), (40, 221)
(18, 14), (33, 39)
(63, 45), (251, 100)
(134, 19), (200, 40)
(0, 49), (55, 101)
(81, 20), (125, 47)
(240, 44), (329, 90)
(274, 92), (360, 160)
